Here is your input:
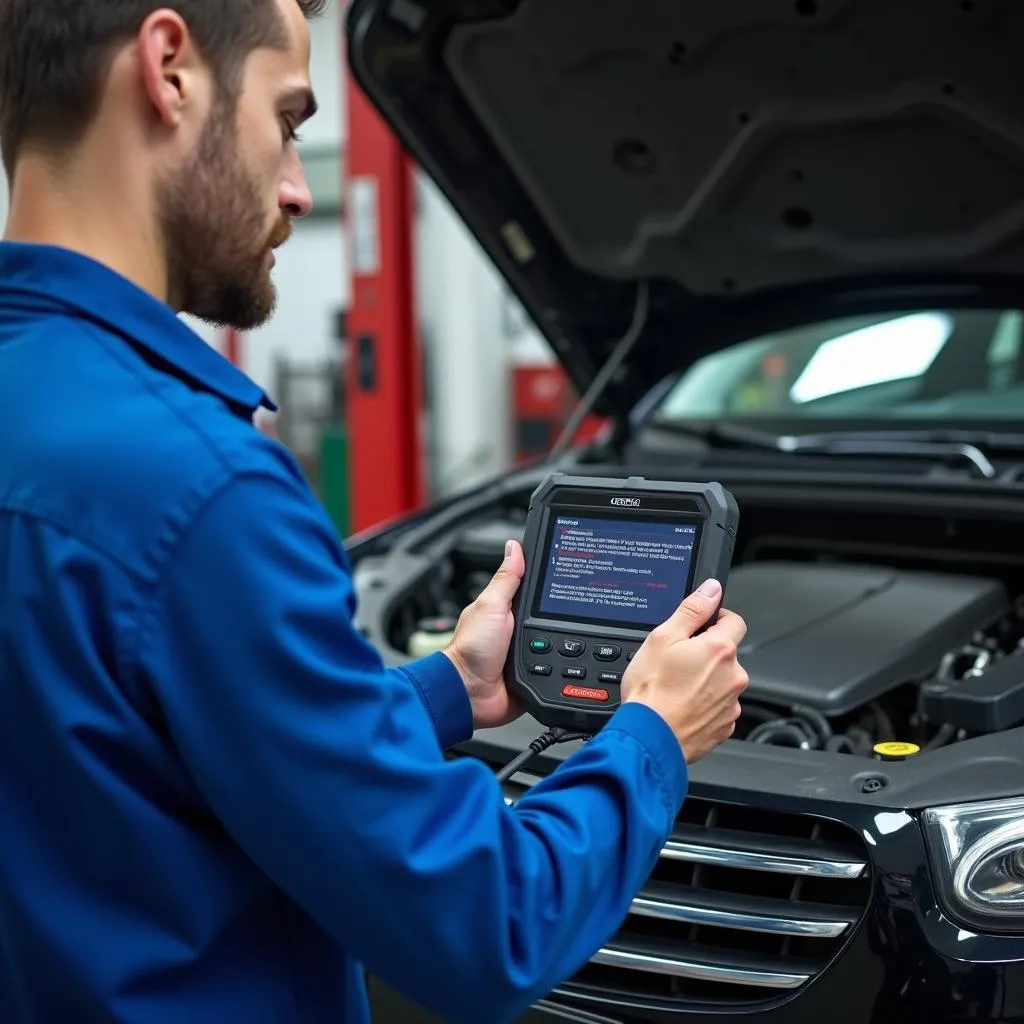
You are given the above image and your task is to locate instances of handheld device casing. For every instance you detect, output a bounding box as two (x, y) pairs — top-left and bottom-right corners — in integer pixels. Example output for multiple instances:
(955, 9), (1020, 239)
(506, 473), (739, 733)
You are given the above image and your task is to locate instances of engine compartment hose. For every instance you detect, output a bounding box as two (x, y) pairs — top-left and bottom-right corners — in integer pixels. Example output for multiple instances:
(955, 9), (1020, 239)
(826, 734), (857, 754)
(747, 721), (815, 748)
(791, 704), (833, 744)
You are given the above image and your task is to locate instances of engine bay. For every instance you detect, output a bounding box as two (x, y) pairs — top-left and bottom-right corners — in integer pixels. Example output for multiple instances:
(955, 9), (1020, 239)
(351, 466), (1024, 760)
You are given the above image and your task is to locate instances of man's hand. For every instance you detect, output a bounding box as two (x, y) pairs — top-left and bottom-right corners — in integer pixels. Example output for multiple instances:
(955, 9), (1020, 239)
(444, 539), (527, 730)
(622, 579), (749, 763)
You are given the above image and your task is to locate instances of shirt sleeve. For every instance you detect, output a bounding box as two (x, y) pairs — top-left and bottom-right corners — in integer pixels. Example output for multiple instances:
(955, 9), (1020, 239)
(388, 653), (474, 750)
(133, 465), (688, 1024)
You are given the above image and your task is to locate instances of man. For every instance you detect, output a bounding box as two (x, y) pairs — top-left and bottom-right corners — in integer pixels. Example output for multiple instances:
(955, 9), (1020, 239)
(0, 2), (749, 1023)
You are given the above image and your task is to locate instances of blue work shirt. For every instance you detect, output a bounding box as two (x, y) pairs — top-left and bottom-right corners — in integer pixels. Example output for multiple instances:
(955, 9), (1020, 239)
(0, 241), (688, 1024)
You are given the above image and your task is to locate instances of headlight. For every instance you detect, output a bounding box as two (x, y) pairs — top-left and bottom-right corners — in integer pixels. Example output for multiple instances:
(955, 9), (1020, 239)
(923, 796), (1024, 933)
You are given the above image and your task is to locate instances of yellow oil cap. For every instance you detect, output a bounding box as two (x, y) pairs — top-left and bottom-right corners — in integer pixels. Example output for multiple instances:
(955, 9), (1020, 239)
(873, 741), (921, 761)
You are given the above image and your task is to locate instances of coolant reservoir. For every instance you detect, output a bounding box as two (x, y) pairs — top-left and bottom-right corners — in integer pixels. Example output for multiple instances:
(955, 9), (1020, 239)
(407, 617), (459, 658)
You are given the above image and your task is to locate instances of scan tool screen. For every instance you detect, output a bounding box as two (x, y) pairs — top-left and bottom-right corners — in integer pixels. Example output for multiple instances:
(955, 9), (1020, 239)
(534, 514), (700, 629)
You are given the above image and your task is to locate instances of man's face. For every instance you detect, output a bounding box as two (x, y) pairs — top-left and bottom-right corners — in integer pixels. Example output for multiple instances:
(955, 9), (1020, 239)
(157, 0), (315, 329)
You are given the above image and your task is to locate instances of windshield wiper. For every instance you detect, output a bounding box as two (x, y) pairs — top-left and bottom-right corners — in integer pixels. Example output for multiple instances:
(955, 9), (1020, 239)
(658, 421), (1010, 480)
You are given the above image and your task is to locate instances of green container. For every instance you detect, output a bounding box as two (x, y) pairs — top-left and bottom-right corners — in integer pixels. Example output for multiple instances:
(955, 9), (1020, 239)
(318, 425), (350, 538)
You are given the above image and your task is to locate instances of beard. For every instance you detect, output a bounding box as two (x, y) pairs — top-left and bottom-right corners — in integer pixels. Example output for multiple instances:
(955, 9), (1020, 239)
(157, 99), (291, 330)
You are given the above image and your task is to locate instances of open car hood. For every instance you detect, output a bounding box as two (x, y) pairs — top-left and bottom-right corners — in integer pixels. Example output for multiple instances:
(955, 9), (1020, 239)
(345, 0), (1024, 416)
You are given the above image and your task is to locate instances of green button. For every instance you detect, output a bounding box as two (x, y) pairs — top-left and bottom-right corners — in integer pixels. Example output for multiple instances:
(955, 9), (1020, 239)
(529, 638), (551, 653)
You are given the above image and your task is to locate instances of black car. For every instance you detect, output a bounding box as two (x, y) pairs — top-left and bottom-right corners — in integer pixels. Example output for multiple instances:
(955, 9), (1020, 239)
(344, 2), (1024, 1021)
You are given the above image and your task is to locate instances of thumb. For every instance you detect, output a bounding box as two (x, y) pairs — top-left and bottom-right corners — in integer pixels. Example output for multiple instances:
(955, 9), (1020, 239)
(664, 578), (722, 637)
(480, 539), (526, 607)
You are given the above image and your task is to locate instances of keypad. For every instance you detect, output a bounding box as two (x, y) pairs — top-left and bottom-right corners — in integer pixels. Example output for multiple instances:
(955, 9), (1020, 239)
(521, 633), (633, 694)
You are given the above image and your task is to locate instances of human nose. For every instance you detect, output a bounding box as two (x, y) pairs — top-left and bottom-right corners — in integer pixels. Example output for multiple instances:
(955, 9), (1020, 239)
(280, 150), (313, 219)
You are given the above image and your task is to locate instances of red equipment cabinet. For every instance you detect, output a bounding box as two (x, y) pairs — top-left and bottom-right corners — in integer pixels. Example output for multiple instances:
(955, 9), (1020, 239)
(343, 55), (426, 533)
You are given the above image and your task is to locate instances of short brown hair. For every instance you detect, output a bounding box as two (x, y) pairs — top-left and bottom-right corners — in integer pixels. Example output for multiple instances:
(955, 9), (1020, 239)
(0, 0), (327, 177)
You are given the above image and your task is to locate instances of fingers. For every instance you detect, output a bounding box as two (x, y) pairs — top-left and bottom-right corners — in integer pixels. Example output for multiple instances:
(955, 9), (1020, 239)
(480, 539), (526, 607)
(662, 578), (722, 638)
(704, 607), (748, 647)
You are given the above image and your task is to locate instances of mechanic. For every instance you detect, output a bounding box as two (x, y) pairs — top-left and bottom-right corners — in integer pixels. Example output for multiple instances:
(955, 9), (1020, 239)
(0, 2), (749, 1023)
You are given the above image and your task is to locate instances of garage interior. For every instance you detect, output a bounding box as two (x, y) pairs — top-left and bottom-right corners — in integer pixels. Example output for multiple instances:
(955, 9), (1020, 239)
(5, 1), (1024, 1022)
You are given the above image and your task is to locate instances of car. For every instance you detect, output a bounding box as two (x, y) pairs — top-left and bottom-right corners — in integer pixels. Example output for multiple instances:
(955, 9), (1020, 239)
(344, 1), (1024, 1021)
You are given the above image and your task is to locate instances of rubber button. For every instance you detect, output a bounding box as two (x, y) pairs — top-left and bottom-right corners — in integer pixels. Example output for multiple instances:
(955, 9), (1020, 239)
(594, 644), (621, 661)
(529, 637), (552, 654)
(562, 666), (587, 680)
(562, 684), (609, 702)
(560, 638), (586, 657)
(528, 663), (552, 676)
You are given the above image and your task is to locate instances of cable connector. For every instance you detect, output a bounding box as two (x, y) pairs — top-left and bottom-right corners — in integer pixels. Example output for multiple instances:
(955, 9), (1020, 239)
(494, 728), (590, 784)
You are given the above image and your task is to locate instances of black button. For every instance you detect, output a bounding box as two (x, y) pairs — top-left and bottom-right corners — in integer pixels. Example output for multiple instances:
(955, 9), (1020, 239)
(626, 651), (635, 662)
(529, 637), (552, 654)
(563, 666), (587, 680)
(594, 644), (621, 662)
(598, 671), (621, 684)
(560, 638), (586, 657)
(529, 663), (552, 676)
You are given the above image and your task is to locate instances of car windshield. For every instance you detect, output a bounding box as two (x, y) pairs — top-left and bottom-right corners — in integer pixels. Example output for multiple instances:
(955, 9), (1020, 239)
(654, 308), (1024, 422)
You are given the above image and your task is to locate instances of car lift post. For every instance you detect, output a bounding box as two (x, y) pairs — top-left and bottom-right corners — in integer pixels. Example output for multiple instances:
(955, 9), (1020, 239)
(343, 52), (427, 534)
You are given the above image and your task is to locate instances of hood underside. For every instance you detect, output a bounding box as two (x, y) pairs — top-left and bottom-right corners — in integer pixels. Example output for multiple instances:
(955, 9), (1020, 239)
(346, 0), (1024, 414)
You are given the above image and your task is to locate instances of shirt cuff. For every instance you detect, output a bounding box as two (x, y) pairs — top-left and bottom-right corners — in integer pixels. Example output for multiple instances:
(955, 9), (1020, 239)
(602, 702), (689, 816)
(399, 651), (474, 750)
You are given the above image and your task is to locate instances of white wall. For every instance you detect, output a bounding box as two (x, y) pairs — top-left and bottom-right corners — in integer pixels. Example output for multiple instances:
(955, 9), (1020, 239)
(305, 2), (345, 150)
(416, 177), (512, 492)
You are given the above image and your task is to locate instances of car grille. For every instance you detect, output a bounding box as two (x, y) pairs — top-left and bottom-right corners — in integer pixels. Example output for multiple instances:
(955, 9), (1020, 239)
(500, 769), (871, 1011)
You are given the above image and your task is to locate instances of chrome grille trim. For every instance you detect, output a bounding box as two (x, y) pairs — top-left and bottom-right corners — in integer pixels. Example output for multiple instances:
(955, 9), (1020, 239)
(661, 837), (866, 879)
(590, 946), (809, 990)
(630, 892), (852, 938)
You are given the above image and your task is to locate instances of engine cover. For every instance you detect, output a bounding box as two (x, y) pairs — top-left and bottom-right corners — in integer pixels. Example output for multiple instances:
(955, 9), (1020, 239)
(726, 562), (1008, 717)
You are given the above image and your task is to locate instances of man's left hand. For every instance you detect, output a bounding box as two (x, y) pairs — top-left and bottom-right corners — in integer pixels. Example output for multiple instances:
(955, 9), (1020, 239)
(444, 539), (526, 730)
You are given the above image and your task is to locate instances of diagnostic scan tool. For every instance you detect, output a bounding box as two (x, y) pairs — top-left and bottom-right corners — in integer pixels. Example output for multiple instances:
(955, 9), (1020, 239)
(508, 473), (739, 733)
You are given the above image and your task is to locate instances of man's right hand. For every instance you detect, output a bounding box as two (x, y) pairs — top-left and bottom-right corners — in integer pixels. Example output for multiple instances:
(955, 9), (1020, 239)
(622, 579), (748, 763)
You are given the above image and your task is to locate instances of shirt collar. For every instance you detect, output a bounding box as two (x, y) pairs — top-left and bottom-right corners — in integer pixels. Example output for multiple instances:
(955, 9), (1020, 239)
(0, 241), (277, 414)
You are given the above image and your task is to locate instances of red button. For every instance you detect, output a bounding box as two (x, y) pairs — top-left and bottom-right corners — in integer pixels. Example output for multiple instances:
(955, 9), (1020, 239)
(562, 684), (610, 702)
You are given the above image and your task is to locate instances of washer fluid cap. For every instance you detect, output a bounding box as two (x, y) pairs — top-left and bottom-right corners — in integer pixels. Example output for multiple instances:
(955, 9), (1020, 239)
(873, 741), (921, 761)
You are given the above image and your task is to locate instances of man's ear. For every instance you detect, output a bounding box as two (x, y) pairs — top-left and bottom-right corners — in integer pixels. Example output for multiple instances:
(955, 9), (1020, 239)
(136, 9), (207, 129)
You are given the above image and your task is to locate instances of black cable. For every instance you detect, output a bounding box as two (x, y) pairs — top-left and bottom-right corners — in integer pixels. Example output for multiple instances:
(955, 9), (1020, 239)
(871, 701), (896, 742)
(748, 722), (812, 748)
(791, 704), (833, 746)
(924, 722), (957, 750)
(550, 281), (650, 459)
(494, 729), (591, 784)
